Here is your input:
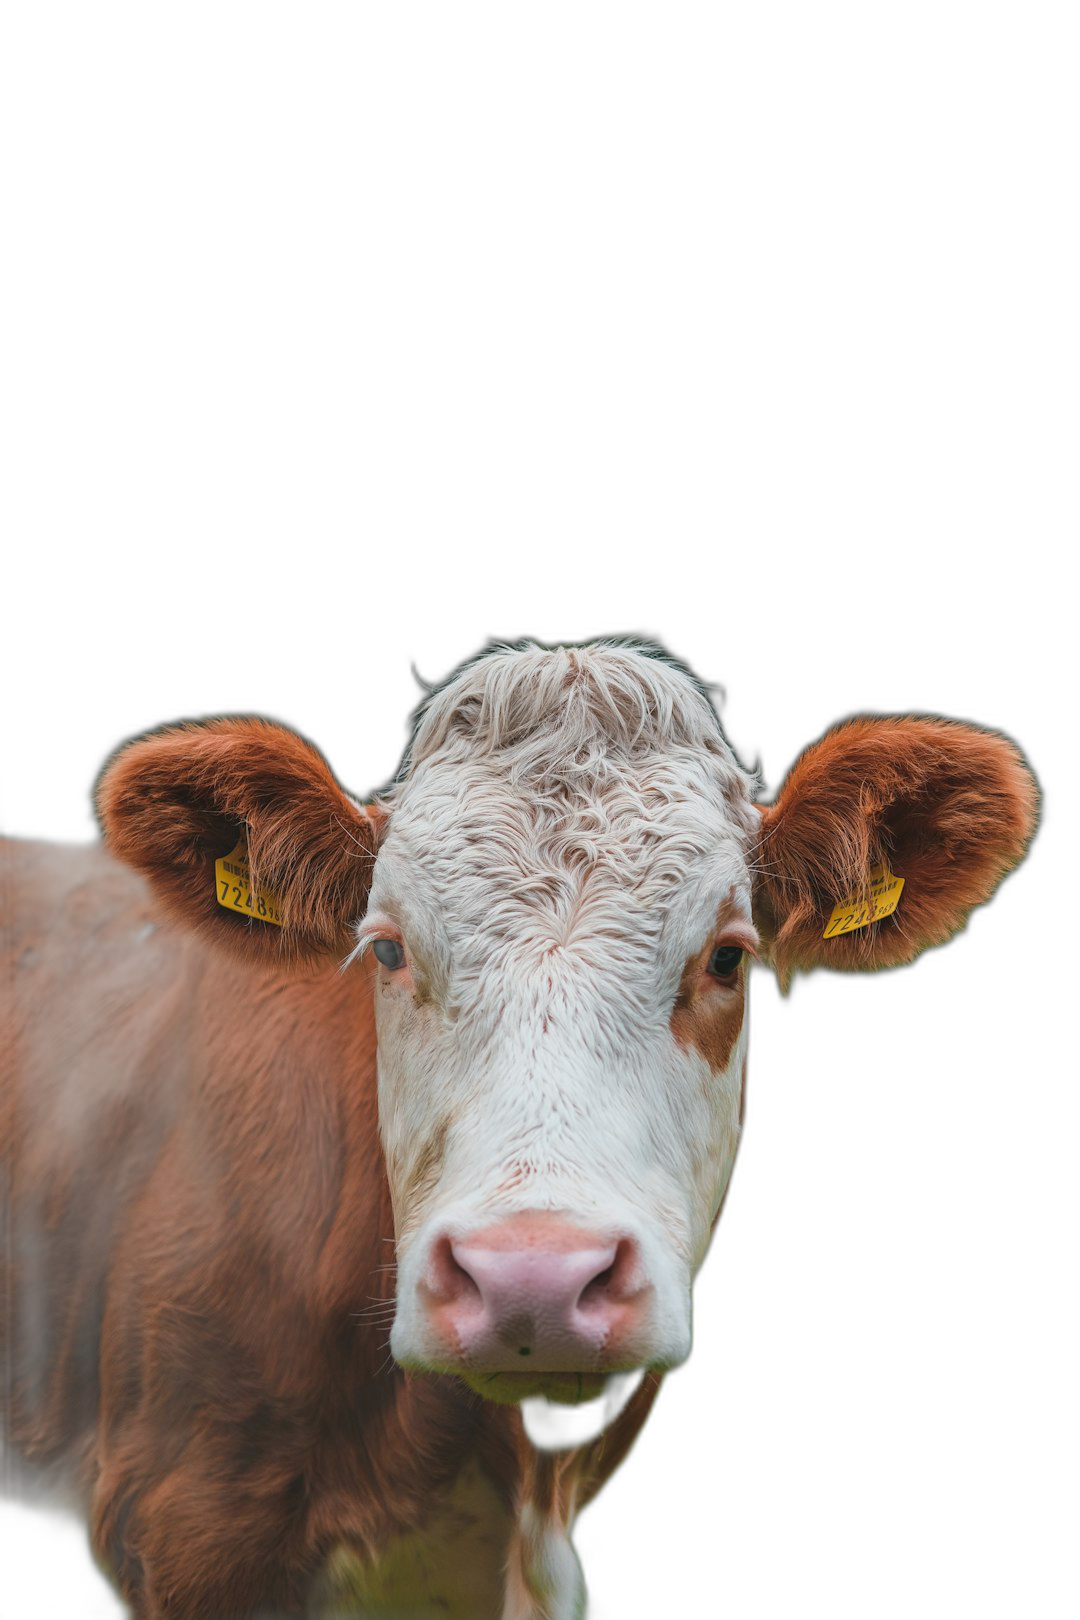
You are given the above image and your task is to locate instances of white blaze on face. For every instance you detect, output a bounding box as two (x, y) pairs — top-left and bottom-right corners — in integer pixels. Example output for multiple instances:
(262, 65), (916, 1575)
(353, 644), (759, 1384)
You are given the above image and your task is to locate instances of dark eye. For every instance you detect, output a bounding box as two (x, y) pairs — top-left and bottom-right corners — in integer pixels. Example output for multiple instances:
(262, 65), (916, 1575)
(707, 945), (744, 980)
(372, 938), (405, 970)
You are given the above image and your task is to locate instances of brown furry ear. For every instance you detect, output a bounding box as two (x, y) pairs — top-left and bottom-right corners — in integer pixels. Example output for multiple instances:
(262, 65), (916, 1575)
(96, 717), (384, 964)
(754, 715), (1038, 986)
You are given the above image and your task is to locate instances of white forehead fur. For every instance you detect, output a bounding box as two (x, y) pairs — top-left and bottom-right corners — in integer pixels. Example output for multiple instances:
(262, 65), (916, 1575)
(368, 642), (759, 994)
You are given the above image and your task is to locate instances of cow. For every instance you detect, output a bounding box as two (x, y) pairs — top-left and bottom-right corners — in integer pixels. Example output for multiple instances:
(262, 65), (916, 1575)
(1, 638), (1037, 1620)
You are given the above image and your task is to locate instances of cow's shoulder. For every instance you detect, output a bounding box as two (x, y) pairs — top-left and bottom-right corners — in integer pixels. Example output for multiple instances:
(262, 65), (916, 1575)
(1, 835), (169, 972)
(1, 834), (176, 1172)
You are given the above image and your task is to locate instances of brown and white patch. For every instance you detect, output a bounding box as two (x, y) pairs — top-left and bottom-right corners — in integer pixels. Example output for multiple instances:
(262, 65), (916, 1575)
(670, 896), (755, 1075)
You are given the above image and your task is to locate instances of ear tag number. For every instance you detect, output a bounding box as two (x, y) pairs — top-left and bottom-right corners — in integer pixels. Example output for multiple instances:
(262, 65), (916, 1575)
(824, 867), (904, 939)
(214, 840), (285, 927)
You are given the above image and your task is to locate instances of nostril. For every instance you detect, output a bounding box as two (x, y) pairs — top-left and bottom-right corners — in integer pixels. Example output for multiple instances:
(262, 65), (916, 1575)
(577, 1238), (641, 1312)
(578, 1263), (614, 1308)
(425, 1233), (483, 1307)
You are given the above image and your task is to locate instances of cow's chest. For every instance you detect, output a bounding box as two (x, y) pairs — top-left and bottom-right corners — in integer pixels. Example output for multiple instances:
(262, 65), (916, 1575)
(313, 1460), (514, 1619)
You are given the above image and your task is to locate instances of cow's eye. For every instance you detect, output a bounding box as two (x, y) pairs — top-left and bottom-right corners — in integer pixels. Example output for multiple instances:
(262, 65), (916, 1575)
(707, 945), (744, 980)
(372, 938), (406, 970)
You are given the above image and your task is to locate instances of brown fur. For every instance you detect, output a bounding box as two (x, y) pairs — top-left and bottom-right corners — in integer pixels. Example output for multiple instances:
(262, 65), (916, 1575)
(754, 715), (1038, 987)
(671, 961), (746, 1076)
(95, 717), (384, 966)
(670, 933), (748, 1082)
(669, 897), (753, 1074)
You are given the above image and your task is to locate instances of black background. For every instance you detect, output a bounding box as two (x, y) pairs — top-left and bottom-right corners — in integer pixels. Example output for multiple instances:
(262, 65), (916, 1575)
(0, 579), (1049, 1607)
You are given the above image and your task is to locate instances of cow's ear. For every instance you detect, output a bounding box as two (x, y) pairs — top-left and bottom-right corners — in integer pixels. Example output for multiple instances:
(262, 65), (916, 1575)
(96, 717), (384, 965)
(753, 715), (1038, 987)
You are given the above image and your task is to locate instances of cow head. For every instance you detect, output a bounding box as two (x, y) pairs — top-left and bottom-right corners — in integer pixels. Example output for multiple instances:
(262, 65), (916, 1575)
(97, 640), (1037, 1410)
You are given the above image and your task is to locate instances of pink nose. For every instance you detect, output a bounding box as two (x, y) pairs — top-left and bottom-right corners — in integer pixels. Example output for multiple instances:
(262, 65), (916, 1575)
(420, 1212), (647, 1371)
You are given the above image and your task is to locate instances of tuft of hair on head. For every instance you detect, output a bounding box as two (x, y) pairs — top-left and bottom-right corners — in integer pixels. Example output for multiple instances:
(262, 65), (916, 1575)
(394, 636), (755, 800)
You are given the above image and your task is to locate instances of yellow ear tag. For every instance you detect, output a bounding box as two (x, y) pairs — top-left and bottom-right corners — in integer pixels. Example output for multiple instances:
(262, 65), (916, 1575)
(824, 866), (905, 939)
(214, 839), (285, 927)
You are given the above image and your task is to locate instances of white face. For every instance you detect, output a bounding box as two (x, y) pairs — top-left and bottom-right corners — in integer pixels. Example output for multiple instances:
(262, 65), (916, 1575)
(355, 647), (760, 1402)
